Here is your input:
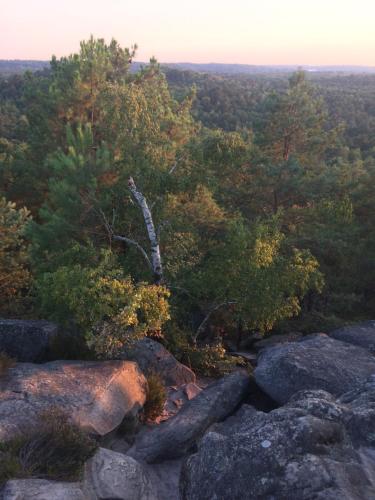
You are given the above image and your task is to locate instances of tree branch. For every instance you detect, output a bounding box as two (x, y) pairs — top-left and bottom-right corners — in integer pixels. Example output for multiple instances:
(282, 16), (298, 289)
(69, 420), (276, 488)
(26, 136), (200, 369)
(96, 206), (153, 272)
(193, 301), (237, 344)
(112, 235), (153, 271)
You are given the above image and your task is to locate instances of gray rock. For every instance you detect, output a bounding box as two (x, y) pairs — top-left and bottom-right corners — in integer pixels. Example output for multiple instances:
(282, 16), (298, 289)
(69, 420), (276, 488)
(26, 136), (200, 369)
(1, 479), (84, 500)
(338, 375), (375, 447)
(1, 449), (157, 500)
(130, 370), (250, 463)
(331, 321), (375, 353)
(0, 319), (58, 362)
(180, 390), (375, 500)
(255, 334), (375, 404)
(253, 332), (303, 351)
(83, 447), (157, 499)
(124, 338), (196, 386)
(0, 360), (147, 441)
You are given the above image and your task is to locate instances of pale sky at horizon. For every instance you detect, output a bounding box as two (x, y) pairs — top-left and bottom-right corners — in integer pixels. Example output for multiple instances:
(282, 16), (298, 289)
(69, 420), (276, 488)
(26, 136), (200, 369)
(1, 0), (375, 66)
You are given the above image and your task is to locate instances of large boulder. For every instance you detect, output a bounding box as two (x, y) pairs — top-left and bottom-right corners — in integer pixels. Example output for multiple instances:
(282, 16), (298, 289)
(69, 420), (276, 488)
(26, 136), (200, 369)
(1, 449), (157, 500)
(83, 447), (157, 499)
(253, 332), (303, 352)
(180, 389), (375, 500)
(124, 338), (196, 386)
(0, 319), (58, 362)
(254, 334), (375, 404)
(331, 321), (375, 353)
(338, 374), (375, 447)
(130, 370), (250, 463)
(1, 480), (84, 500)
(0, 360), (147, 441)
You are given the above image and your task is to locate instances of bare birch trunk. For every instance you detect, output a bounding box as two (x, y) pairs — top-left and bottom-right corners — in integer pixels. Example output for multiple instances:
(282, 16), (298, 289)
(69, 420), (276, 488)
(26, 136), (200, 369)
(128, 177), (163, 284)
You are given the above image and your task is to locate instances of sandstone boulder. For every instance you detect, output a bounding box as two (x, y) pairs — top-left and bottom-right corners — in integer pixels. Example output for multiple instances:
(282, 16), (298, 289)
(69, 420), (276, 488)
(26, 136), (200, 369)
(338, 374), (375, 447)
(0, 360), (147, 441)
(83, 447), (157, 499)
(130, 370), (250, 463)
(253, 332), (302, 351)
(181, 389), (375, 500)
(331, 321), (375, 353)
(0, 319), (58, 362)
(255, 334), (375, 404)
(124, 338), (196, 386)
(1, 449), (157, 500)
(1, 479), (84, 500)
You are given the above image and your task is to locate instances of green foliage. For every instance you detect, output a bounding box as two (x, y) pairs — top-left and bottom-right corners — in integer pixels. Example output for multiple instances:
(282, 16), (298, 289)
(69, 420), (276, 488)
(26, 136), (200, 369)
(142, 372), (167, 422)
(1, 38), (374, 350)
(0, 408), (97, 485)
(0, 197), (31, 316)
(36, 253), (170, 358)
(182, 343), (242, 377)
(185, 217), (324, 336)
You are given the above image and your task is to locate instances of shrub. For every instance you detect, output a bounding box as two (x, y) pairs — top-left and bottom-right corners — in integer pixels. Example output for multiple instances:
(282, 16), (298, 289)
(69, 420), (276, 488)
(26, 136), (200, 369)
(0, 352), (15, 378)
(163, 324), (246, 378)
(0, 197), (31, 316)
(0, 408), (98, 485)
(36, 253), (170, 359)
(142, 372), (167, 422)
(182, 344), (244, 377)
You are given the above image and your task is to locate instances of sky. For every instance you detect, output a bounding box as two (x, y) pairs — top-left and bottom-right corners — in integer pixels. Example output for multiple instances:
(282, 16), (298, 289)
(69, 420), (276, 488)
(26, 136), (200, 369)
(1, 0), (375, 65)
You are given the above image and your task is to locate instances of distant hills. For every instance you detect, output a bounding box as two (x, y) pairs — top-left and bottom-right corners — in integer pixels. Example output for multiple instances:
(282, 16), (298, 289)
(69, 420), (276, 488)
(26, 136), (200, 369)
(162, 63), (375, 75)
(0, 60), (49, 75)
(1, 59), (375, 76)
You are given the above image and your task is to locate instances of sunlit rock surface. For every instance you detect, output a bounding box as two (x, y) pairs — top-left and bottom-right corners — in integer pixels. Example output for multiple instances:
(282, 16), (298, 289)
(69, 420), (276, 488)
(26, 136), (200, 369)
(0, 360), (147, 441)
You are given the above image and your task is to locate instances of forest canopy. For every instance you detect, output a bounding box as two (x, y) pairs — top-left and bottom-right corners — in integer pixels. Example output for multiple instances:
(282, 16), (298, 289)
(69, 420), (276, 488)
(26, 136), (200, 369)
(0, 37), (374, 361)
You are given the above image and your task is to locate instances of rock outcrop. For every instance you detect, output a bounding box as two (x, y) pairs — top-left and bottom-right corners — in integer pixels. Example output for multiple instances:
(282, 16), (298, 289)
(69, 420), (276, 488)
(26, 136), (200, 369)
(1, 479), (84, 500)
(180, 386), (375, 500)
(255, 334), (375, 404)
(253, 332), (302, 351)
(331, 321), (375, 353)
(1, 448), (156, 500)
(130, 370), (250, 463)
(124, 338), (196, 386)
(0, 319), (58, 362)
(0, 360), (147, 441)
(83, 447), (157, 499)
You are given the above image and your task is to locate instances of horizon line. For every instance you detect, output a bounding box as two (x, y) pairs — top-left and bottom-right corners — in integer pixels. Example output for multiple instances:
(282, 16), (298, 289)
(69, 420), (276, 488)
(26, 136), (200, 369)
(1, 59), (375, 69)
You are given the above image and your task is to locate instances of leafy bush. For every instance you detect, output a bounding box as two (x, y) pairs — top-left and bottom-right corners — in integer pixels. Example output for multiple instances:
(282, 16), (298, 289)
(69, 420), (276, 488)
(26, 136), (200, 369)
(36, 253), (170, 358)
(182, 343), (243, 377)
(164, 324), (246, 377)
(0, 198), (31, 316)
(0, 408), (97, 485)
(0, 352), (15, 378)
(142, 372), (167, 421)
